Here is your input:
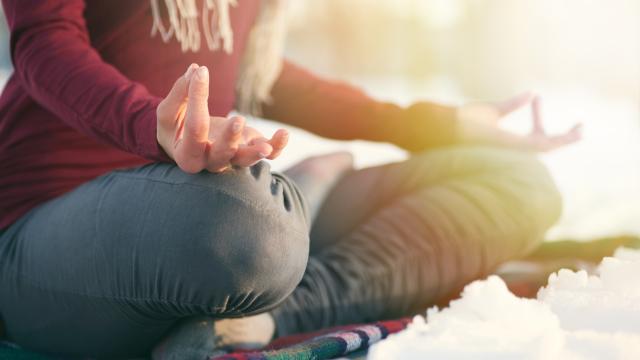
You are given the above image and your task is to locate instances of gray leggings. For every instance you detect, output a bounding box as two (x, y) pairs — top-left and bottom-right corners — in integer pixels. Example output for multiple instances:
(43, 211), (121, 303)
(0, 146), (561, 358)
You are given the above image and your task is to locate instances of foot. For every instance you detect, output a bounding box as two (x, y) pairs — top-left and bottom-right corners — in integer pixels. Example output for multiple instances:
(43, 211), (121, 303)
(152, 313), (275, 360)
(283, 151), (354, 221)
(214, 313), (275, 351)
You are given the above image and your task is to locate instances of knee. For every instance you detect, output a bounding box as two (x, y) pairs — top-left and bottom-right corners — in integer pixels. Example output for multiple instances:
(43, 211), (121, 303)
(148, 162), (310, 313)
(193, 204), (309, 314)
(411, 147), (562, 252)
(419, 146), (562, 225)
(469, 148), (562, 253)
(494, 150), (562, 233)
(215, 197), (310, 305)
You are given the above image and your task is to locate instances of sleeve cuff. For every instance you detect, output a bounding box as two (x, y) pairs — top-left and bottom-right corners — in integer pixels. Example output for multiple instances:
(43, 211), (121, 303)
(389, 102), (458, 152)
(135, 97), (174, 163)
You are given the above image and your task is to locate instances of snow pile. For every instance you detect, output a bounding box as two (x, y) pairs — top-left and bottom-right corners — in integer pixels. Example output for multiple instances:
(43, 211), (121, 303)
(368, 248), (640, 360)
(538, 247), (640, 334)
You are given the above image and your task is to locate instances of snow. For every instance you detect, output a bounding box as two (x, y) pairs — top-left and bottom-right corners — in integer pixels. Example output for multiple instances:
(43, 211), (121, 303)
(538, 248), (640, 334)
(368, 248), (640, 360)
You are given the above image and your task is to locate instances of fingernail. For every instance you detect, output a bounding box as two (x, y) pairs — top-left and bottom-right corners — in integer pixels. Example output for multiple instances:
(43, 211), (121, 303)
(184, 64), (197, 78)
(259, 151), (270, 158)
(196, 66), (208, 82)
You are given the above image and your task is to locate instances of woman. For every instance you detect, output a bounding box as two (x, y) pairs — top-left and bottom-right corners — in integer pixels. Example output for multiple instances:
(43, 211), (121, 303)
(0, 0), (580, 358)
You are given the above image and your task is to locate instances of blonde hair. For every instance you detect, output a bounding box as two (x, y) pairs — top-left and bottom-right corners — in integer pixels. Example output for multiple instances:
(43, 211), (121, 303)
(150, 0), (288, 115)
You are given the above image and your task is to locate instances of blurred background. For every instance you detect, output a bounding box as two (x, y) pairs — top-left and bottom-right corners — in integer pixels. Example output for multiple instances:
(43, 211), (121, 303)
(0, 0), (639, 240)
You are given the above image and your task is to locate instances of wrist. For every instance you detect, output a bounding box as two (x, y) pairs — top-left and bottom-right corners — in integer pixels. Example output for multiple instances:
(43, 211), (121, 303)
(156, 128), (174, 161)
(396, 102), (458, 151)
(131, 98), (174, 162)
(153, 100), (176, 162)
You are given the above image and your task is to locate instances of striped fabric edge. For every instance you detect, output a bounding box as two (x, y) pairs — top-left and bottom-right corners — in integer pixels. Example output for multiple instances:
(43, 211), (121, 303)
(213, 318), (411, 360)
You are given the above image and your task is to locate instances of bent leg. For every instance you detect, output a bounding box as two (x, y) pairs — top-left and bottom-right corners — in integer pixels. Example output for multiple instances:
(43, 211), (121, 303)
(0, 162), (309, 358)
(273, 146), (561, 335)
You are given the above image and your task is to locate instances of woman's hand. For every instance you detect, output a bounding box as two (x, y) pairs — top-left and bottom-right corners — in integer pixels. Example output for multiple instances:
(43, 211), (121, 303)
(456, 92), (582, 152)
(157, 64), (289, 173)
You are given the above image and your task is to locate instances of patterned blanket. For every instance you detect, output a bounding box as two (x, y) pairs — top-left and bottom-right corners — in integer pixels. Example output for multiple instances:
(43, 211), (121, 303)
(0, 320), (410, 360)
(214, 319), (410, 360)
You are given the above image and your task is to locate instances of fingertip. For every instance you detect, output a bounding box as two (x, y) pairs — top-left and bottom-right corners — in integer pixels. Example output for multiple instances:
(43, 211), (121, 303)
(184, 63), (199, 79)
(272, 129), (289, 146)
(572, 128), (583, 141)
(257, 142), (273, 158)
(564, 124), (583, 140)
(230, 144), (272, 167)
(187, 67), (210, 111)
(276, 128), (289, 139)
(533, 95), (542, 106)
(196, 66), (209, 83)
(532, 97), (543, 124)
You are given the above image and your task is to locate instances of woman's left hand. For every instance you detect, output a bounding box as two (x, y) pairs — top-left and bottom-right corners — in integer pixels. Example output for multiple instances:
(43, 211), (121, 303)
(456, 93), (582, 152)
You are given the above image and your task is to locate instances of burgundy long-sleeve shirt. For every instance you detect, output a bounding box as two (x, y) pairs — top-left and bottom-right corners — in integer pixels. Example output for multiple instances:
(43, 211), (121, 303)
(0, 0), (455, 229)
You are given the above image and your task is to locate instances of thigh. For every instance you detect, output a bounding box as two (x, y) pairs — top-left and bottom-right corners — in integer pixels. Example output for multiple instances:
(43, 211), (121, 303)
(274, 146), (561, 334)
(0, 161), (309, 358)
(310, 146), (559, 254)
(0, 167), (169, 358)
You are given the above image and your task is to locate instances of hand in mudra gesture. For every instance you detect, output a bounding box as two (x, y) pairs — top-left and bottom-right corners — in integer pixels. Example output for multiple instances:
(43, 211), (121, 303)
(457, 92), (582, 152)
(157, 64), (288, 173)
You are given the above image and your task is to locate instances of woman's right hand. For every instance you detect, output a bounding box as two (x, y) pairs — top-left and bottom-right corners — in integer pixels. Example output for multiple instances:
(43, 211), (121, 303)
(156, 64), (289, 173)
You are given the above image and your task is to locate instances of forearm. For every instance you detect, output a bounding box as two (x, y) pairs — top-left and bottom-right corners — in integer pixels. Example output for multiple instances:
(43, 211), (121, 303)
(5, 0), (167, 161)
(262, 61), (457, 151)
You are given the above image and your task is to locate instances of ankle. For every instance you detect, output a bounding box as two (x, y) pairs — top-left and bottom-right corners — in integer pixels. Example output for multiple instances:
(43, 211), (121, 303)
(151, 313), (276, 360)
(214, 312), (276, 350)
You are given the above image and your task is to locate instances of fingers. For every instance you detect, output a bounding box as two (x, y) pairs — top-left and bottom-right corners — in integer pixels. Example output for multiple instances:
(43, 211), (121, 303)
(532, 96), (545, 135)
(228, 127), (288, 166)
(225, 116), (245, 150)
(230, 127), (288, 166)
(567, 123), (583, 139)
(265, 129), (289, 160)
(157, 63), (198, 122)
(552, 123), (582, 148)
(231, 141), (273, 167)
(205, 116), (245, 172)
(180, 66), (211, 155)
(532, 123), (583, 152)
(496, 91), (534, 117)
